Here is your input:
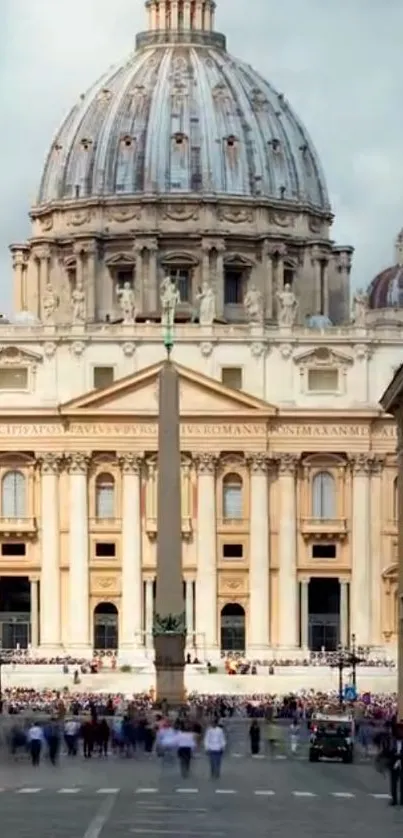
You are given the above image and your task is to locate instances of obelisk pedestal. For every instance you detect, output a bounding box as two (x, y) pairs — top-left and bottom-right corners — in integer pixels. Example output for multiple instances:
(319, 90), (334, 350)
(153, 360), (186, 705)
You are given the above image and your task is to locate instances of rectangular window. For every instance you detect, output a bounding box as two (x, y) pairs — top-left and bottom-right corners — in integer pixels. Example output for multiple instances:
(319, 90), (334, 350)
(95, 542), (116, 558)
(1, 542), (26, 556)
(312, 544), (336, 559)
(222, 543), (243, 560)
(307, 368), (338, 392)
(221, 367), (242, 390)
(116, 269), (133, 287)
(0, 368), (28, 390)
(93, 366), (114, 389)
(224, 269), (243, 304)
(169, 268), (191, 303)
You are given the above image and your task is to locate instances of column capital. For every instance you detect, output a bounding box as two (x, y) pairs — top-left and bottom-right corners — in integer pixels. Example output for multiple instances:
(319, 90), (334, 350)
(248, 453), (269, 475)
(350, 453), (373, 476)
(67, 452), (90, 475)
(195, 453), (217, 475)
(276, 453), (299, 475)
(35, 245), (51, 262)
(371, 455), (386, 475)
(120, 453), (143, 475)
(36, 452), (63, 475)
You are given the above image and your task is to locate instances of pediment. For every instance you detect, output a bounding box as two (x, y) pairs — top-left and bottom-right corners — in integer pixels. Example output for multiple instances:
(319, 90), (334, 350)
(294, 347), (353, 367)
(0, 346), (42, 365)
(161, 252), (199, 266)
(224, 253), (255, 267)
(104, 252), (135, 266)
(60, 361), (277, 416)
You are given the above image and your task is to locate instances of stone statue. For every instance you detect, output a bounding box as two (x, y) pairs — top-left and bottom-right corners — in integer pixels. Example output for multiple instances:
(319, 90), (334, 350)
(196, 281), (216, 326)
(351, 289), (368, 327)
(42, 282), (58, 323)
(276, 283), (298, 327)
(160, 276), (180, 329)
(117, 281), (136, 324)
(244, 284), (263, 324)
(71, 277), (86, 324)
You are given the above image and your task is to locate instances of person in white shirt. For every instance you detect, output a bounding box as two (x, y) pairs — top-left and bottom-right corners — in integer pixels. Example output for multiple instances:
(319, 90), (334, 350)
(289, 720), (300, 755)
(204, 718), (226, 779)
(156, 720), (178, 767)
(176, 722), (197, 778)
(27, 723), (44, 767)
(64, 718), (80, 756)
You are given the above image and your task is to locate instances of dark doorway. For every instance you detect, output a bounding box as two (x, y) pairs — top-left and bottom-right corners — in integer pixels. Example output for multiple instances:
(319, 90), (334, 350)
(93, 602), (118, 651)
(308, 578), (340, 651)
(0, 576), (31, 649)
(220, 603), (245, 652)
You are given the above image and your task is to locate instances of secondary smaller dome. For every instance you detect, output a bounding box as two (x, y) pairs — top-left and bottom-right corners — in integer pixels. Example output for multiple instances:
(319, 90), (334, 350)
(368, 229), (403, 309)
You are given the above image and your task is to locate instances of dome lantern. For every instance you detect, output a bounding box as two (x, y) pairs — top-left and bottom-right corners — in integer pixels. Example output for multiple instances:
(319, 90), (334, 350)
(138, 0), (226, 49)
(395, 229), (403, 267)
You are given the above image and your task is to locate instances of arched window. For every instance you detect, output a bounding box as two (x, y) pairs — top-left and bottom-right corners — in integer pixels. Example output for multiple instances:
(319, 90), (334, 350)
(222, 473), (243, 520)
(95, 473), (115, 519)
(311, 471), (336, 519)
(393, 476), (398, 521)
(93, 602), (118, 650)
(220, 603), (246, 652)
(1, 470), (26, 518)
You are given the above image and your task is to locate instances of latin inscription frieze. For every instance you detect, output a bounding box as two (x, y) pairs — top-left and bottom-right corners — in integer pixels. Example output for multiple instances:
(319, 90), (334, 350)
(268, 423), (370, 437)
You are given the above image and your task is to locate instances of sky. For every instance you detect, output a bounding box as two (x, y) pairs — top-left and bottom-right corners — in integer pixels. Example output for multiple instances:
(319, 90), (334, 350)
(0, 0), (402, 309)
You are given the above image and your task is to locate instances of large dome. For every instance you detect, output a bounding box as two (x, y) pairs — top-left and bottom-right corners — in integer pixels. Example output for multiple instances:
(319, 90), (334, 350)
(38, 19), (329, 210)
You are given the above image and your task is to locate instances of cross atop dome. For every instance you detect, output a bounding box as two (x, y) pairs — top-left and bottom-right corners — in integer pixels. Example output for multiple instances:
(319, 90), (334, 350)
(139, 0), (224, 49)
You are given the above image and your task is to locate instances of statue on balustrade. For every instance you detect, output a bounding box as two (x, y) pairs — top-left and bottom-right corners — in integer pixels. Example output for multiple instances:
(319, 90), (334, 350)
(277, 283), (298, 327)
(117, 281), (137, 325)
(71, 277), (86, 324)
(244, 284), (263, 324)
(160, 275), (180, 329)
(351, 289), (368, 327)
(43, 282), (58, 323)
(196, 280), (216, 326)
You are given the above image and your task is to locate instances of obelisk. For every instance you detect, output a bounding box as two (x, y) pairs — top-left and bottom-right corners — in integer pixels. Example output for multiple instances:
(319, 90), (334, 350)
(153, 292), (186, 705)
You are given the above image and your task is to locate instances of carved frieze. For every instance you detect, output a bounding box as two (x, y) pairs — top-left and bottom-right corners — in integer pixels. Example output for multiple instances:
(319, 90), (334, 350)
(91, 575), (118, 592)
(268, 211), (295, 228)
(217, 206), (253, 224)
(105, 207), (141, 223)
(66, 210), (91, 227)
(161, 205), (199, 222)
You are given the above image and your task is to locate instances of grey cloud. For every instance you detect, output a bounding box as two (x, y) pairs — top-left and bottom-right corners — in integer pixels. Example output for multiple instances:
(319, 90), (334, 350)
(0, 0), (401, 309)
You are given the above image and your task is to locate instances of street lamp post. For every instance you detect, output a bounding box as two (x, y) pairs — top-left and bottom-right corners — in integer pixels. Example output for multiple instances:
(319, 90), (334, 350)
(332, 645), (351, 706)
(348, 633), (365, 692)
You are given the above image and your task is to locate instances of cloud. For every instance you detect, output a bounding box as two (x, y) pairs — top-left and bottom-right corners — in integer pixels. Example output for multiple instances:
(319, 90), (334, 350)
(0, 0), (401, 309)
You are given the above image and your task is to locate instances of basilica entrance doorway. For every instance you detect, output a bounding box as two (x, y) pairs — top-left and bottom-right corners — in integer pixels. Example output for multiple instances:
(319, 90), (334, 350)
(308, 578), (340, 651)
(0, 577), (31, 649)
(220, 603), (246, 653)
(93, 602), (118, 651)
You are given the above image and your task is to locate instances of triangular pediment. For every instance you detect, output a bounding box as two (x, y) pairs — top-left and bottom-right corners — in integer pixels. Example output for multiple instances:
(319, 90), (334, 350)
(0, 346), (42, 364)
(294, 347), (353, 367)
(104, 252), (135, 266)
(60, 361), (277, 416)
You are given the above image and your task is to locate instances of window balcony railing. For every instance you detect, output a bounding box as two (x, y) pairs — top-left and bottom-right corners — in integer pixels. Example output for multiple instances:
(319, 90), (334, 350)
(217, 517), (248, 531)
(89, 517), (122, 533)
(300, 517), (347, 540)
(0, 516), (37, 535)
(145, 516), (192, 540)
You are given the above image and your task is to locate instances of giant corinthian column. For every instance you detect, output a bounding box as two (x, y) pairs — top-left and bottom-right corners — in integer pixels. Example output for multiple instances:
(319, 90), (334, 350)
(38, 453), (62, 650)
(277, 454), (298, 650)
(350, 454), (372, 645)
(196, 453), (218, 657)
(67, 453), (90, 652)
(120, 454), (143, 652)
(248, 454), (270, 654)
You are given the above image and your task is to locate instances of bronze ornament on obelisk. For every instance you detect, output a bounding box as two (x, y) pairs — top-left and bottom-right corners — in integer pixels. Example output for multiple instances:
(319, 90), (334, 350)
(153, 280), (186, 704)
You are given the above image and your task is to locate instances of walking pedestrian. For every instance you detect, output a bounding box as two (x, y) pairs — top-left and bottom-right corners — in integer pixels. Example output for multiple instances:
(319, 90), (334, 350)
(249, 720), (261, 755)
(204, 718), (226, 779)
(289, 719), (300, 756)
(177, 722), (196, 778)
(27, 722), (44, 767)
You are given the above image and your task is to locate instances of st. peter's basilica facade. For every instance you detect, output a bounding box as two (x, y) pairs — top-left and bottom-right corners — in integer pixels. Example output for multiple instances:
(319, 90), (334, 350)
(0, 0), (402, 660)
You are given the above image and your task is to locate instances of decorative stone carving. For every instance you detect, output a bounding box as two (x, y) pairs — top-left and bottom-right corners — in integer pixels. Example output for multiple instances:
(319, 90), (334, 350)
(122, 342), (136, 357)
(39, 215), (53, 232)
(350, 454), (373, 475)
(279, 343), (293, 359)
(222, 577), (243, 591)
(355, 343), (372, 361)
(371, 455), (386, 475)
(248, 453), (268, 474)
(117, 282), (137, 324)
(160, 276), (180, 328)
(70, 341), (86, 356)
(161, 205), (199, 222)
(37, 452), (63, 475)
(217, 206), (253, 223)
(200, 341), (214, 357)
(0, 346), (41, 367)
(67, 452), (90, 475)
(106, 207), (141, 223)
(196, 281), (216, 326)
(244, 284), (263, 324)
(43, 342), (57, 358)
(276, 453), (298, 475)
(196, 453), (217, 475)
(66, 209), (91, 227)
(72, 277), (86, 323)
(94, 576), (116, 590)
(119, 453), (143, 475)
(250, 341), (266, 358)
(42, 282), (58, 323)
(351, 289), (368, 327)
(276, 283), (298, 327)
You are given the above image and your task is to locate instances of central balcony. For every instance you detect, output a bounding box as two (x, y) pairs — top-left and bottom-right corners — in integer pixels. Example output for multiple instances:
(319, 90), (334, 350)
(300, 517), (348, 540)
